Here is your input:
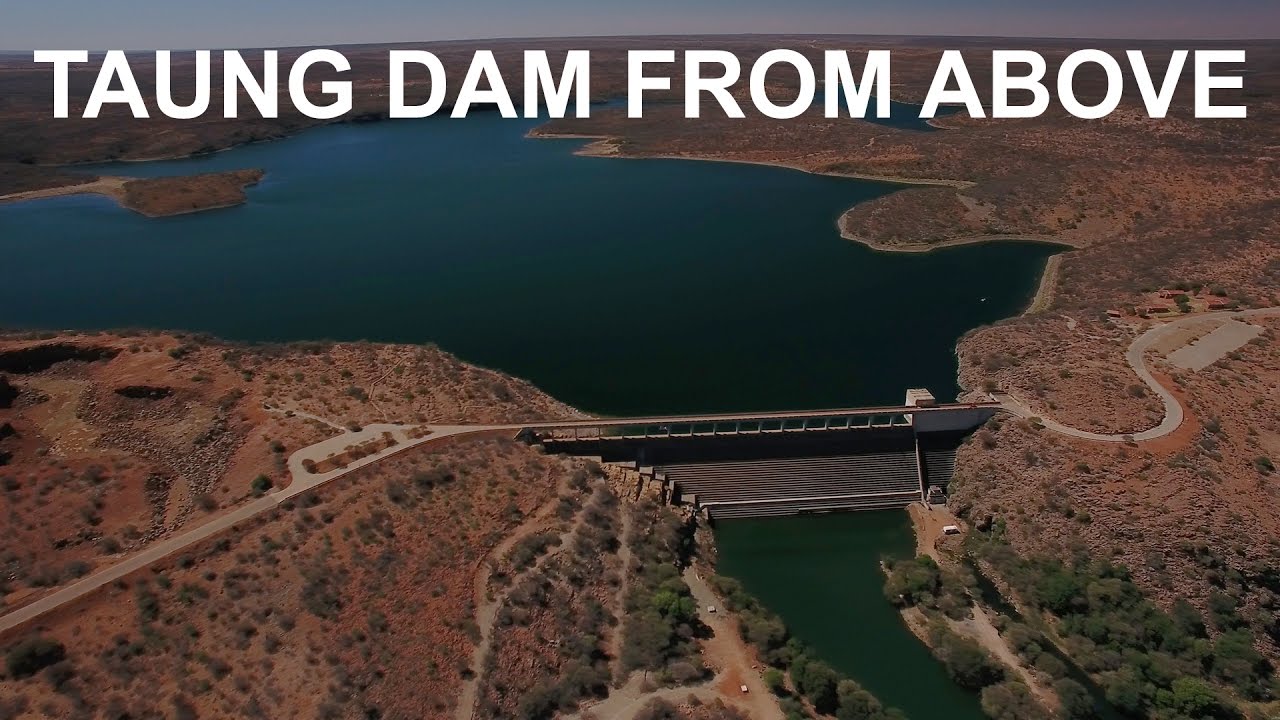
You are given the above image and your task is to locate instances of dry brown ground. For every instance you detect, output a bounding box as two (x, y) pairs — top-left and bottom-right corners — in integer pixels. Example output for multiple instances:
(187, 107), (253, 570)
(2, 33), (1278, 710)
(0, 330), (589, 719)
(951, 316), (1280, 651)
(0, 330), (749, 720)
(0, 331), (575, 619)
(475, 481), (622, 718)
(0, 434), (572, 719)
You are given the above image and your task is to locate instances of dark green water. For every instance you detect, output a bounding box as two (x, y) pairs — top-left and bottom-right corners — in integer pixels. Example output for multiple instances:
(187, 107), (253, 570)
(0, 113), (1055, 416)
(716, 512), (988, 719)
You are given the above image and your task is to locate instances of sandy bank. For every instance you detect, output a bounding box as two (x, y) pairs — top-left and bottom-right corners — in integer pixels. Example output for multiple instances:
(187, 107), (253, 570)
(531, 127), (978, 189)
(0, 176), (129, 206)
(839, 231), (1078, 255)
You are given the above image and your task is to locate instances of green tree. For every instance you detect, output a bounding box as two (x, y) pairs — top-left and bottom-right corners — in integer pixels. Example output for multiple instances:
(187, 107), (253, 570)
(1103, 666), (1146, 716)
(793, 655), (839, 714)
(1036, 569), (1084, 615)
(762, 667), (786, 696)
(836, 678), (886, 719)
(883, 556), (941, 607)
(1157, 676), (1238, 719)
(1171, 598), (1207, 638)
(1053, 677), (1097, 719)
(980, 681), (1051, 720)
(621, 611), (670, 672)
(650, 589), (696, 623)
(251, 474), (273, 496)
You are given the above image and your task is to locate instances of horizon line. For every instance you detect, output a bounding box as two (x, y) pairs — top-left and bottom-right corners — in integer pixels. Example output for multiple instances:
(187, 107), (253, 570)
(2, 31), (1277, 54)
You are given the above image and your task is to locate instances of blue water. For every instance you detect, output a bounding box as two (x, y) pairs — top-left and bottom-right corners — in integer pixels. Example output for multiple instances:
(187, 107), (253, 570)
(0, 112), (1061, 716)
(0, 113), (1052, 416)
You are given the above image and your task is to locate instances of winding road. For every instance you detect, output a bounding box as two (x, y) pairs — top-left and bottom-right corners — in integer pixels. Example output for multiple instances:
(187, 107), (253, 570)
(1, 308), (1273, 636)
(997, 308), (1278, 443)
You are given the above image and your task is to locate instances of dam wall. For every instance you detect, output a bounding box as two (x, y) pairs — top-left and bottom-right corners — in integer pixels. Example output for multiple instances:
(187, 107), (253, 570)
(531, 399), (990, 518)
(911, 406), (998, 434)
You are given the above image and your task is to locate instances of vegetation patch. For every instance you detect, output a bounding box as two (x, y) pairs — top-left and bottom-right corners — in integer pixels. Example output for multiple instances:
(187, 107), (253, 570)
(972, 529), (1271, 719)
(620, 500), (707, 685)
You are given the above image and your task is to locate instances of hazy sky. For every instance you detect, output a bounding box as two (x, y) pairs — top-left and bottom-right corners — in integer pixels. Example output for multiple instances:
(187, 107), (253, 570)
(3, 0), (1277, 50)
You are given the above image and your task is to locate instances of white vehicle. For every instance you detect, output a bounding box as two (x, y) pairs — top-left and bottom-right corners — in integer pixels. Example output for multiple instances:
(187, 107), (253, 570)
(942, 525), (961, 535)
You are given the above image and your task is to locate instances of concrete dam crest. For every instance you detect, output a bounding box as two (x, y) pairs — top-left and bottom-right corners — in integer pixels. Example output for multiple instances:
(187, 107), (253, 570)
(528, 390), (994, 519)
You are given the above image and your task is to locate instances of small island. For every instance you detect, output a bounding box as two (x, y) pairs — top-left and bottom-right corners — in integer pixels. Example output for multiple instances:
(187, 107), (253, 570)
(0, 168), (265, 218)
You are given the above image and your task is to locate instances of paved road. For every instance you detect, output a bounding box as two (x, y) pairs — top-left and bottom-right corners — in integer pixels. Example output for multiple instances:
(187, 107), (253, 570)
(999, 308), (1277, 443)
(0, 422), (502, 634)
(5, 309), (1271, 633)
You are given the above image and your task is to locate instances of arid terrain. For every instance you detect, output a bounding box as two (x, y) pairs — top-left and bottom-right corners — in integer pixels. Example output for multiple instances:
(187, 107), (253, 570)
(1, 33), (1278, 720)
(0, 333), (789, 719)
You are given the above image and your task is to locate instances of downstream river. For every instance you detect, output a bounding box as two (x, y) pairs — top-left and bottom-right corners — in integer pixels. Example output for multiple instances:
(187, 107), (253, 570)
(1, 110), (1054, 718)
(718, 513), (988, 719)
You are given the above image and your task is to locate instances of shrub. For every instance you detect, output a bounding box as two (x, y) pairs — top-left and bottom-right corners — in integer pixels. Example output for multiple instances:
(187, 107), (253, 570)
(927, 621), (1004, 690)
(1157, 676), (1238, 719)
(667, 660), (702, 685)
(883, 555), (941, 607)
(971, 535), (1269, 717)
(763, 667), (786, 695)
(979, 680), (1050, 720)
(5, 636), (66, 678)
(1053, 678), (1096, 719)
(791, 655), (839, 714)
(250, 475), (273, 496)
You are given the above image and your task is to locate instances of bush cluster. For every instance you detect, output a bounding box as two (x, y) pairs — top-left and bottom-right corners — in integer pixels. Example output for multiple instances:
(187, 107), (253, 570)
(883, 554), (975, 619)
(976, 535), (1269, 719)
(620, 501), (706, 684)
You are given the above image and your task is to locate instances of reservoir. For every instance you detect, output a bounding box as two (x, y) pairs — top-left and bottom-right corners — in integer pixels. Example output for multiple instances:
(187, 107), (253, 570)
(0, 111), (1053, 416)
(1, 111), (1055, 717)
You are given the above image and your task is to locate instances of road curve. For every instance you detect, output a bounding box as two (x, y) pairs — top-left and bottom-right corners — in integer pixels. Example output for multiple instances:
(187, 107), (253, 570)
(998, 308), (1277, 443)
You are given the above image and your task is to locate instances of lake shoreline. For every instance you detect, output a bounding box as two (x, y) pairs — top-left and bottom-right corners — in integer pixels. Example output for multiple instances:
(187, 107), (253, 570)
(531, 129), (978, 188)
(0, 170), (263, 218)
(531, 127), (1073, 318)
